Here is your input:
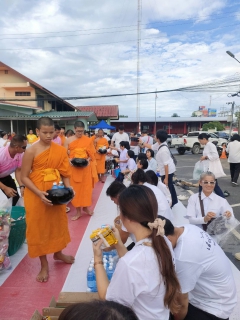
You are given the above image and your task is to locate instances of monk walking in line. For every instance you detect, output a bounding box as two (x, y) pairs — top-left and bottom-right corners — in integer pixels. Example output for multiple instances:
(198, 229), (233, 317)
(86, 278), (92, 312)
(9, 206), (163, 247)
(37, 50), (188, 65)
(21, 117), (74, 282)
(94, 129), (109, 183)
(65, 120), (98, 220)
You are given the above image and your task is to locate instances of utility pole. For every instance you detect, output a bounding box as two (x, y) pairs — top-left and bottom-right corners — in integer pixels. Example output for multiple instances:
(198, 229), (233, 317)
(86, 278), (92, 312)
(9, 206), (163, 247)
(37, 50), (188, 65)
(226, 101), (235, 140)
(136, 0), (142, 133)
(154, 89), (157, 134)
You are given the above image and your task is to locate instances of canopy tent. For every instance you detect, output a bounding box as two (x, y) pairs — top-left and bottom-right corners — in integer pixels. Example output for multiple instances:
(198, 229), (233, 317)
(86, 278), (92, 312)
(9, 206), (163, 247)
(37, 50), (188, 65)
(89, 120), (115, 130)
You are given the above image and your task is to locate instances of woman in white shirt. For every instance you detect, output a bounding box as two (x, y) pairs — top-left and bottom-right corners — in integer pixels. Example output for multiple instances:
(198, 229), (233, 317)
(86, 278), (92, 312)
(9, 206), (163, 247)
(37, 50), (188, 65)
(146, 149), (157, 172)
(141, 130), (178, 207)
(226, 134), (240, 186)
(132, 169), (173, 221)
(198, 133), (225, 198)
(111, 141), (130, 172)
(92, 185), (180, 320)
(187, 172), (233, 230)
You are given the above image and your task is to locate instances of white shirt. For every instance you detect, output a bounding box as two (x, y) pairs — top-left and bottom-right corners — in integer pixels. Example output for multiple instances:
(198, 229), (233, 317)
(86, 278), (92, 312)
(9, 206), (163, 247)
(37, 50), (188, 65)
(152, 142), (175, 176)
(143, 182), (173, 221)
(186, 191), (234, 228)
(106, 237), (174, 320)
(157, 181), (172, 207)
(127, 158), (137, 171)
(226, 140), (240, 163)
(0, 138), (9, 148)
(202, 141), (225, 179)
(174, 224), (237, 319)
(119, 148), (128, 171)
(112, 132), (129, 149)
(141, 135), (153, 152)
(147, 158), (157, 172)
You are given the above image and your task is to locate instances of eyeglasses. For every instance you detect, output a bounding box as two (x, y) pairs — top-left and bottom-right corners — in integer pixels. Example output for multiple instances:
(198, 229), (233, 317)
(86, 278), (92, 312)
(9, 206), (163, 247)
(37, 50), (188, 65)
(202, 181), (215, 185)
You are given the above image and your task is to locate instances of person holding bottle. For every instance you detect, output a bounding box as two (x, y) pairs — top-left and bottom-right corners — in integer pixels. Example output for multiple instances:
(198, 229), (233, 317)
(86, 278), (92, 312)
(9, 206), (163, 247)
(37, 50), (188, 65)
(92, 185), (180, 320)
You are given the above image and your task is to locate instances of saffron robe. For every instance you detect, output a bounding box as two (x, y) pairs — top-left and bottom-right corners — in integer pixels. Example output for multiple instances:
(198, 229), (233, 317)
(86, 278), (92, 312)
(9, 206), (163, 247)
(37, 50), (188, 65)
(68, 136), (98, 207)
(95, 137), (109, 174)
(59, 134), (66, 146)
(24, 142), (71, 258)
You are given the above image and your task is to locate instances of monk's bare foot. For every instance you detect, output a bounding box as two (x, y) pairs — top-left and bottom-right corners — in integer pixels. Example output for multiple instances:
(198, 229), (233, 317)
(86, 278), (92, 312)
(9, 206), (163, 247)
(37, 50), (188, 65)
(53, 252), (75, 264)
(36, 265), (49, 283)
(71, 213), (82, 220)
(83, 207), (94, 216)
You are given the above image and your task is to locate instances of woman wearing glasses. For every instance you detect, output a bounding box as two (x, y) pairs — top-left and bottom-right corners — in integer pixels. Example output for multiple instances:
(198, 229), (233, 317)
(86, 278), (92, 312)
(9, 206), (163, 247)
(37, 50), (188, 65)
(186, 172), (234, 230)
(198, 133), (226, 198)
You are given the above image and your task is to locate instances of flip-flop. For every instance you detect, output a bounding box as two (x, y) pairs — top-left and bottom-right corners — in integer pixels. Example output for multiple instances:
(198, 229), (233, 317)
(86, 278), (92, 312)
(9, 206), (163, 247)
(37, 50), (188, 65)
(66, 207), (70, 213)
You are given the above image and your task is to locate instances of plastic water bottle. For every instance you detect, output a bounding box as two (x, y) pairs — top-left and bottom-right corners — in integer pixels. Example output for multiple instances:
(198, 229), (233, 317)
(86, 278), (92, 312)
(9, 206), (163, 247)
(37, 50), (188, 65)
(87, 267), (96, 291)
(107, 265), (114, 281)
(58, 181), (64, 189)
(52, 182), (58, 189)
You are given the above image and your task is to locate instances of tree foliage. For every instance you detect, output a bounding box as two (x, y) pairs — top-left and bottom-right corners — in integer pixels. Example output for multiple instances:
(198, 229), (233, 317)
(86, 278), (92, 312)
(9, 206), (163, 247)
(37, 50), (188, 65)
(191, 112), (197, 117)
(202, 121), (224, 131)
(171, 113), (180, 117)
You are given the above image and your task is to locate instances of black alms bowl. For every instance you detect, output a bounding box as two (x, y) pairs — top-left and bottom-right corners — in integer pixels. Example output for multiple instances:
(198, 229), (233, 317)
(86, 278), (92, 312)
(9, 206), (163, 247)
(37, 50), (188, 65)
(98, 148), (107, 154)
(71, 158), (88, 167)
(46, 188), (74, 205)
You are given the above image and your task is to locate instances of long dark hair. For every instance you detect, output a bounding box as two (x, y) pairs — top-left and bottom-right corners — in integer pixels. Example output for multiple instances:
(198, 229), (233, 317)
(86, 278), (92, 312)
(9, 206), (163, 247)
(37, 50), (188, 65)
(59, 300), (139, 320)
(118, 185), (180, 314)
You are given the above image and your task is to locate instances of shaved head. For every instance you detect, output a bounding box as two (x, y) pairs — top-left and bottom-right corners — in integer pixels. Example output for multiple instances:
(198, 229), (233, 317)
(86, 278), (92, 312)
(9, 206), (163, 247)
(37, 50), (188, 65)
(36, 117), (54, 129)
(74, 120), (85, 129)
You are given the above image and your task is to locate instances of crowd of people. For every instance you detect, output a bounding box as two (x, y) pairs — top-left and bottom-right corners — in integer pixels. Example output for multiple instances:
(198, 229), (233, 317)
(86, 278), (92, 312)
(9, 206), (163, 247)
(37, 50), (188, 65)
(0, 119), (239, 320)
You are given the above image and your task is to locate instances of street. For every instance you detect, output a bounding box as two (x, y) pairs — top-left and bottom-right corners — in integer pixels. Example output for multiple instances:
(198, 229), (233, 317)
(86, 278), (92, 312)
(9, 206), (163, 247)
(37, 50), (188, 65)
(172, 148), (240, 270)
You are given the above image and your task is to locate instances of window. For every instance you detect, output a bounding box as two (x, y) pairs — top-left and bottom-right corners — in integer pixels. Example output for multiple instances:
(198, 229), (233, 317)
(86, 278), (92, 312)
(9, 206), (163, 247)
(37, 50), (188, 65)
(5, 70), (8, 74)
(15, 92), (31, 96)
(37, 95), (44, 109)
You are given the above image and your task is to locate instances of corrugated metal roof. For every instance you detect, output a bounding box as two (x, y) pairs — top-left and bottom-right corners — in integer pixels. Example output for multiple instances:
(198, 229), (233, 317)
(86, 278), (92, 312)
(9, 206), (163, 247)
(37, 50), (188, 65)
(0, 111), (97, 120)
(77, 105), (119, 119)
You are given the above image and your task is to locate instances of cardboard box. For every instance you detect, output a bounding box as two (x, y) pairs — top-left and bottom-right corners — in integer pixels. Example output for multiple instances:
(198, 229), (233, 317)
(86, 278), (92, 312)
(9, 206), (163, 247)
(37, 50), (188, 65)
(42, 297), (65, 317)
(56, 292), (99, 307)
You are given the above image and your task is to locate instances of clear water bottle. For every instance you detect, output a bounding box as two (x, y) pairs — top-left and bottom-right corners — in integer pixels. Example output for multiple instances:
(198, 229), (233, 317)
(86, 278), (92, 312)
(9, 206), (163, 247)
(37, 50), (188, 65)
(107, 265), (114, 281)
(52, 182), (58, 189)
(58, 181), (64, 189)
(87, 267), (96, 291)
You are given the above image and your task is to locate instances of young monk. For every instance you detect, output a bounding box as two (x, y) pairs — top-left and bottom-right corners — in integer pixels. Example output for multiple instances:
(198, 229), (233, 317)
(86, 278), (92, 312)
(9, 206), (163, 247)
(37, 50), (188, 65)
(94, 129), (109, 183)
(21, 117), (75, 282)
(64, 120), (98, 220)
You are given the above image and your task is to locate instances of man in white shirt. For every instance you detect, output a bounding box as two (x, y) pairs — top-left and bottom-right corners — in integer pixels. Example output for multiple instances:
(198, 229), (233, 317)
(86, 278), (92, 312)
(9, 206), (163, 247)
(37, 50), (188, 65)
(162, 217), (237, 320)
(226, 135), (240, 186)
(111, 126), (129, 149)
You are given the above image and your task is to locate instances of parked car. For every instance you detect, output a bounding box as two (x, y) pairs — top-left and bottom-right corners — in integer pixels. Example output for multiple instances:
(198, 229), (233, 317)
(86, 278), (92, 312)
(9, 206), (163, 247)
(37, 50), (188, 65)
(175, 131), (228, 155)
(213, 131), (229, 140)
(167, 134), (182, 148)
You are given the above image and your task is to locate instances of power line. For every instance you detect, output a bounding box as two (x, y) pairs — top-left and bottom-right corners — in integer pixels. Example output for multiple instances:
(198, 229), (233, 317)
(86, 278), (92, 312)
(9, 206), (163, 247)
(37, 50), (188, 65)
(1, 21), (240, 51)
(0, 7), (239, 37)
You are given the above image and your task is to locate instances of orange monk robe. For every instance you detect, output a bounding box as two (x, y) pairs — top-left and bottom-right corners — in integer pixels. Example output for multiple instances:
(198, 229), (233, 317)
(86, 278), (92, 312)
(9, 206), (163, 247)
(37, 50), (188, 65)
(95, 137), (109, 174)
(69, 136), (98, 207)
(24, 142), (71, 258)
(59, 134), (66, 146)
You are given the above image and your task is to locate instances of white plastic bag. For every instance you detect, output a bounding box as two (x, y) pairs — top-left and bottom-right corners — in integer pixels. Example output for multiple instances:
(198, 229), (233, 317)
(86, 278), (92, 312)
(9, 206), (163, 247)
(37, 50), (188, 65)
(193, 161), (208, 180)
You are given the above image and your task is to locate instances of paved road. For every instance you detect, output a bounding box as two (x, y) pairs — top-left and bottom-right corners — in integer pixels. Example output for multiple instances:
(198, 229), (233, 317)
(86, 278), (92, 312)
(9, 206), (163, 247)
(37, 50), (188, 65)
(171, 148), (240, 270)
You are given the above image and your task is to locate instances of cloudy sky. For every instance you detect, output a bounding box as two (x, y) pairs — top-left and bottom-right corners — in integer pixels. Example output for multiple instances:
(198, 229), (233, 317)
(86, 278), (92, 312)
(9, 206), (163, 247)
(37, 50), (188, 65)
(1, 0), (240, 118)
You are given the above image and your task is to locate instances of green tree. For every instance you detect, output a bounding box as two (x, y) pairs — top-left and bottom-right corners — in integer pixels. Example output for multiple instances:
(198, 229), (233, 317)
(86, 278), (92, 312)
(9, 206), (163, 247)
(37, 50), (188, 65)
(171, 113), (180, 117)
(191, 112), (197, 117)
(202, 121), (224, 131)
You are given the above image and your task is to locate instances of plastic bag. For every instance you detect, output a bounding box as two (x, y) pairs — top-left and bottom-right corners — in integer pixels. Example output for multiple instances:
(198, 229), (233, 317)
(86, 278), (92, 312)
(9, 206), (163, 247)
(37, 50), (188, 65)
(193, 160), (209, 180)
(0, 198), (12, 271)
(207, 216), (240, 245)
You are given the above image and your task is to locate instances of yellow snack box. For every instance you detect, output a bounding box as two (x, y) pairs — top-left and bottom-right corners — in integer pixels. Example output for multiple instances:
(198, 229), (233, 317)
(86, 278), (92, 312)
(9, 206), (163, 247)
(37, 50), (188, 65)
(90, 227), (118, 248)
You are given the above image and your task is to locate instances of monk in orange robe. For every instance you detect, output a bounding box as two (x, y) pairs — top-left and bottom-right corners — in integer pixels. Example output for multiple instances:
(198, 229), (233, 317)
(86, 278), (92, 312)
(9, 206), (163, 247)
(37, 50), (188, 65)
(59, 126), (66, 146)
(65, 120), (98, 221)
(21, 117), (74, 283)
(93, 129), (109, 183)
